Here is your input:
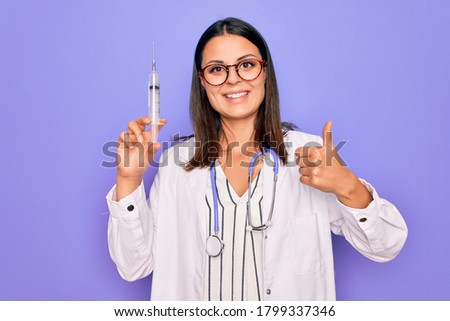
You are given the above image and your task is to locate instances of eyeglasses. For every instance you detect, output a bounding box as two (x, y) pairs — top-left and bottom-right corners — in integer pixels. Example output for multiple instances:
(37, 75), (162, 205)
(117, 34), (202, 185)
(199, 58), (266, 86)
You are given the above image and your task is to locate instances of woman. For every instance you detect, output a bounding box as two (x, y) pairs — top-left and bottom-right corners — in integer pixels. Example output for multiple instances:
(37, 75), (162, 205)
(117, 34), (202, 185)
(106, 17), (407, 300)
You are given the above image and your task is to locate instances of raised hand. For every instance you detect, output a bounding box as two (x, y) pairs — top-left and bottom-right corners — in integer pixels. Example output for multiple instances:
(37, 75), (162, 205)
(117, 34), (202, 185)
(116, 116), (166, 200)
(295, 121), (373, 209)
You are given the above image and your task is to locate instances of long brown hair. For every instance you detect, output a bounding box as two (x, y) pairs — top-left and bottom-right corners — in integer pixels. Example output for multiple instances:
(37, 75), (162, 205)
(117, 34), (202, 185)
(185, 17), (291, 170)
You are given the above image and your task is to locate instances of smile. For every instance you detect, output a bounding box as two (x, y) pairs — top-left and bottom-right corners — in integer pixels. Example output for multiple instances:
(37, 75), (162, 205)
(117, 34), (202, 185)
(224, 91), (248, 99)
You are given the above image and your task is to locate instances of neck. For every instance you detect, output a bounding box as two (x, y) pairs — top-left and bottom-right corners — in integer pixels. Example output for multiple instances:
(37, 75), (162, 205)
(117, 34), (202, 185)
(219, 117), (257, 150)
(218, 117), (262, 171)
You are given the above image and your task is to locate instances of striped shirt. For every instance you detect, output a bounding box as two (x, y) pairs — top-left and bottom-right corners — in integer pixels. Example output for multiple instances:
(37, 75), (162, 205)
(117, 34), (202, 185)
(204, 163), (264, 301)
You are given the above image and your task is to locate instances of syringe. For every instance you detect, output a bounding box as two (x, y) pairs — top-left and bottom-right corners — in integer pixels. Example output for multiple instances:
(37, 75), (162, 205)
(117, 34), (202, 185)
(148, 42), (160, 143)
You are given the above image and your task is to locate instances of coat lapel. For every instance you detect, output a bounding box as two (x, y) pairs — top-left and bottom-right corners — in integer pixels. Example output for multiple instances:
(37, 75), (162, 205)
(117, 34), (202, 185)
(176, 139), (209, 241)
(184, 164), (209, 240)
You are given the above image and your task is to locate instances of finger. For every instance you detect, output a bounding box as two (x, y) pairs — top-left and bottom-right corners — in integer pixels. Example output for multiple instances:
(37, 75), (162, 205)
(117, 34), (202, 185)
(301, 165), (321, 177)
(299, 167), (311, 176)
(296, 145), (321, 156)
(322, 120), (333, 148)
(136, 116), (151, 127)
(134, 116), (152, 140)
(119, 131), (134, 145)
(297, 150), (322, 168)
(118, 132), (126, 149)
(141, 118), (167, 143)
(298, 157), (318, 168)
(299, 174), (312, 186)
(295, 146), (313, 156)
(147, 141), (163, 161)
(295, 147), (304, 158)
(119, 131), (133, 149)
(128, 121), (145, 143)
(156, 118), (167, 133)
(119, 131), (141, 149)
(149, 141), (162, 153)
(119, 131), (140, 142)
(158, 118), (167, 132)
(138, 117), (167, 127)
(144, 118), (167, 132)
(297, 155), (311, 168)
(300, 173), (322, 188)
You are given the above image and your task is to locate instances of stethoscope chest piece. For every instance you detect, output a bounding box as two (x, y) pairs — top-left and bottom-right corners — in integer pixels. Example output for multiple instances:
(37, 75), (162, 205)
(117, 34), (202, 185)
(206, 235), (224, 257)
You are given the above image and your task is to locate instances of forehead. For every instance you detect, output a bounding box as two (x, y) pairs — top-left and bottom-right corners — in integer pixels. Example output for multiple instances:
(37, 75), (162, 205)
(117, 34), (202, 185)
(202, 34), (261, 64)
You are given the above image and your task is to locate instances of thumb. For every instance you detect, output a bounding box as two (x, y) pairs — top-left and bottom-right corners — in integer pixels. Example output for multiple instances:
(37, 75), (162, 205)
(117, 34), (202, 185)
(322, 120), (333, 147)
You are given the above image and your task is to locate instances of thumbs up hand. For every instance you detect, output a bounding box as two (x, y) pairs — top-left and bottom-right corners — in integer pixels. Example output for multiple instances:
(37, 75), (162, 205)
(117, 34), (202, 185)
(295, 121), (373, 209)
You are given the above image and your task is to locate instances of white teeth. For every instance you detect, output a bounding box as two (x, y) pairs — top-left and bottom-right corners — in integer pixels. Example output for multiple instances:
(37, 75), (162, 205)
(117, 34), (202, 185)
(225, 92), (248, 99)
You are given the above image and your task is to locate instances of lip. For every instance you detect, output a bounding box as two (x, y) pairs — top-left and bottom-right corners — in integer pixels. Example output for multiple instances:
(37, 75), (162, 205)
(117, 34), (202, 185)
(223, 91), (249, 99)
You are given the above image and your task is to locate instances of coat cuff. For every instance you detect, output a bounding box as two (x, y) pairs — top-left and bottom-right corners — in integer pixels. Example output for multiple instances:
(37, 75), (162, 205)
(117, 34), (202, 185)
(105, 180), (146, 219)
(335, 179), (384, 252)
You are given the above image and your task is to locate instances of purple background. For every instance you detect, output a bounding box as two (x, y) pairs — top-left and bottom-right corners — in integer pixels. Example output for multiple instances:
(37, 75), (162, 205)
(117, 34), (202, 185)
(1, 0), (449, 300)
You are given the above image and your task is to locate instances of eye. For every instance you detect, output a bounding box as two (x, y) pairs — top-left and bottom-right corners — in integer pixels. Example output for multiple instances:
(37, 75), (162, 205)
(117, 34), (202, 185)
(206, 65), (226, 74)
(239, 59), (257, 70)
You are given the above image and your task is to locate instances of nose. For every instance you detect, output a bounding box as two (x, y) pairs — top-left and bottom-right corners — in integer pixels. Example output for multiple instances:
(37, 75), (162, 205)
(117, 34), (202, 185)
(225, 66), (241, 84)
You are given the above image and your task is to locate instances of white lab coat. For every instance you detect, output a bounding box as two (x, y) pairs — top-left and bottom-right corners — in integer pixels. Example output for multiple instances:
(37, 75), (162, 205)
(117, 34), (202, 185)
(106, 131), (407, 300)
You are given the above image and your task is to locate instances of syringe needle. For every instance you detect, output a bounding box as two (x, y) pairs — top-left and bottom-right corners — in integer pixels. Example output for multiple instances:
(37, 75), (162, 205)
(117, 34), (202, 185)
(152, 42), (156, 71)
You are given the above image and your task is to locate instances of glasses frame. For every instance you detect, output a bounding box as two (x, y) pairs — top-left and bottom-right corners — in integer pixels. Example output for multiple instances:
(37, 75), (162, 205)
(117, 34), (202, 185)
(199, 59), (266, 86)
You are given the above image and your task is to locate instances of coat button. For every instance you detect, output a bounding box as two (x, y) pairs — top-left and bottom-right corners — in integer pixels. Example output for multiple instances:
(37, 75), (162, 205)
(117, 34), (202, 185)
(266, 289), (271, 295)
(359, 217), (367, 222)
(127, 205), (135, 212)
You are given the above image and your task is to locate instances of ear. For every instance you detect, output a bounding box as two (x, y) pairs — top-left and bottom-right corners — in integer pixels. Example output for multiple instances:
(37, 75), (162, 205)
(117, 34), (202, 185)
(198, 72), (206, 88)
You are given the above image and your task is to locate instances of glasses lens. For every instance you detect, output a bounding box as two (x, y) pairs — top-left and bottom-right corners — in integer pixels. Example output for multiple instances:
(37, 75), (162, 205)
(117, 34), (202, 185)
(237, 59), (262, 81)
(203, 64), (228, 86)
(201, 59), (264, 86)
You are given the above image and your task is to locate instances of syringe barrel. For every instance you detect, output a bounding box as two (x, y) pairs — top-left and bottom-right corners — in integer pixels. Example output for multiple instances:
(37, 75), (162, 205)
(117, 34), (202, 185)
(148, 72), (160, 118)
(148, 71), (160, 142)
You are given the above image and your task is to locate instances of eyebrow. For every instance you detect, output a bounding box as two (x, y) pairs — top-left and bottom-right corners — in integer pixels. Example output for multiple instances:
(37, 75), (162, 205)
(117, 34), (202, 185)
(204, 54), (259, 66)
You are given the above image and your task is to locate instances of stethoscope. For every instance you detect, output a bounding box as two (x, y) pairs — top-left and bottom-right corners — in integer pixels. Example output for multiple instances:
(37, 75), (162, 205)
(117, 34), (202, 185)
(206, 148), (279, 257)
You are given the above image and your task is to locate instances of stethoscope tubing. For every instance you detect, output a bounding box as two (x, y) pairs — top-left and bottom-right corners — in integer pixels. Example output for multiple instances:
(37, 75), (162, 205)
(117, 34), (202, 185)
(207, 148), (279, 256)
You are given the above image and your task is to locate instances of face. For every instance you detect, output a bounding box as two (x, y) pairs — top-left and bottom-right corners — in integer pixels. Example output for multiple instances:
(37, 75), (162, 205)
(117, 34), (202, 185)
(200, 34), (266, 123)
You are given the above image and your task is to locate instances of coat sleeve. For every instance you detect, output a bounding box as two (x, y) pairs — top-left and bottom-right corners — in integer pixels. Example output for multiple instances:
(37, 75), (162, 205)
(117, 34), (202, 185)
(327, 179), (408, 262)
(106, 169), (160, 281)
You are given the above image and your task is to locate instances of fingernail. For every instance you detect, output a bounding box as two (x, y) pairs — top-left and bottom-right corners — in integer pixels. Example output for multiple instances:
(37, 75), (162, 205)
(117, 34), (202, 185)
(138, 135), (143, 143)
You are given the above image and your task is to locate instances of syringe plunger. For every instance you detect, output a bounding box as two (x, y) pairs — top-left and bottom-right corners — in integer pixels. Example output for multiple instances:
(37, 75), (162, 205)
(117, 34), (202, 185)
(148, 43), (160, 143)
